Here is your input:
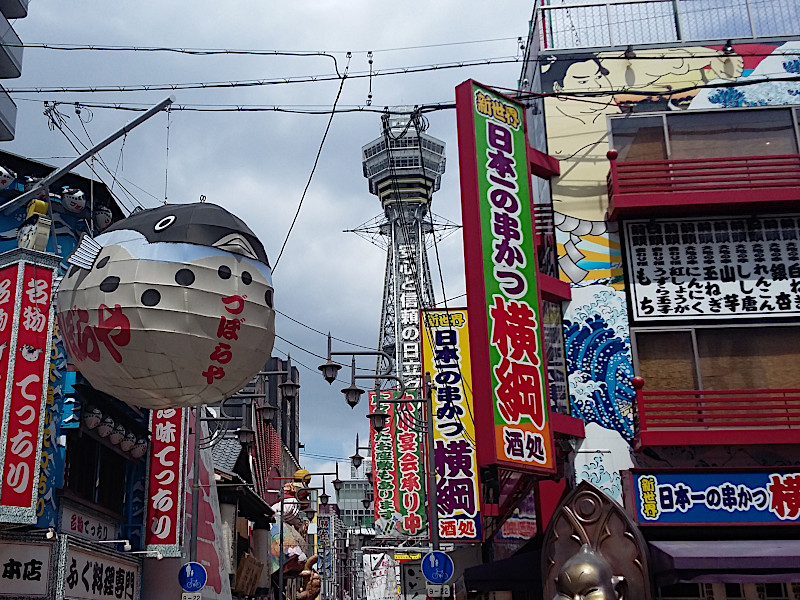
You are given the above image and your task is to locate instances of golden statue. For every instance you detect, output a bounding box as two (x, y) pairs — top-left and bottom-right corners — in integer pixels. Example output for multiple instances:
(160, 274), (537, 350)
(553, 544), (626, 600)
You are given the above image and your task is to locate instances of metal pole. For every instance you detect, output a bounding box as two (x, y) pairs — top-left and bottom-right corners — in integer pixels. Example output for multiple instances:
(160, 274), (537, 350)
(0, 95), (174, 213)
(424, 374), (440, 550)
(190, 405), (203, 563)
(278, 483), (285, 600)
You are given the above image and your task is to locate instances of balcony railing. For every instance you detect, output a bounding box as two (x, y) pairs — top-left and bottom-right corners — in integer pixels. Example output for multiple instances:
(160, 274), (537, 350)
(633, 382), (800, 448)
(537, 0), (800, 51)
(606, 151), (800, 219)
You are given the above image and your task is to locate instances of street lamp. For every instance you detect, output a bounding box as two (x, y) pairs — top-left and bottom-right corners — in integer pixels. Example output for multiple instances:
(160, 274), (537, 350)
(319, 476), (330, 506)
(332, 463), (343, 493)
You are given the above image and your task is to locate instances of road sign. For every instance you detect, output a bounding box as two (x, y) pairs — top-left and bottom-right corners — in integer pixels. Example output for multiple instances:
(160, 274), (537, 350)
(426, 584), (452, 597)
(181, 594), (201, 600)
(421, 551), (454, 585)
(179, 562), (207, 593)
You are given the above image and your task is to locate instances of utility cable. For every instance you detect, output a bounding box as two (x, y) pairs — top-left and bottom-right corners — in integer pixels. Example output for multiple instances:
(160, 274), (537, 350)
(273, 56), (349, 271)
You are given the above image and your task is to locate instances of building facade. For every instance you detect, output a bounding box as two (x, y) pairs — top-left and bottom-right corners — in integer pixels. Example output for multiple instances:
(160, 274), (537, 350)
(519, 0), (800, 596)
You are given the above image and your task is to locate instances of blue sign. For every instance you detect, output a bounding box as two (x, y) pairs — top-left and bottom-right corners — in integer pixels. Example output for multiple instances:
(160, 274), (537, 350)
(179, 562), (207, 593)
(632, 471), (800, 525)
(422, 551), (454, 584)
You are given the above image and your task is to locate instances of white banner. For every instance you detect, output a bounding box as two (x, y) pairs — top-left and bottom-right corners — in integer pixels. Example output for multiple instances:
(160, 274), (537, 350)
(624, 215), (800, 321)
(0, 541), (50, 597)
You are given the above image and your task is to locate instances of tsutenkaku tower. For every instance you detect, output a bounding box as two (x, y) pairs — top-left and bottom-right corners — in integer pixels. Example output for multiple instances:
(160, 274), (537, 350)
(361, 111), (446, 390)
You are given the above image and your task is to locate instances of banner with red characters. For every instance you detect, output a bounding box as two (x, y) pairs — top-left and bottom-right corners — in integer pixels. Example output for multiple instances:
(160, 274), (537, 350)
(0, 250), (59, 524)
(144, 407), (186, 556)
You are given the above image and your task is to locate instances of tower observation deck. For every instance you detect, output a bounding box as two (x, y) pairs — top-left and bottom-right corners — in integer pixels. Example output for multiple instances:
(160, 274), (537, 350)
(361, 111), (446, 390)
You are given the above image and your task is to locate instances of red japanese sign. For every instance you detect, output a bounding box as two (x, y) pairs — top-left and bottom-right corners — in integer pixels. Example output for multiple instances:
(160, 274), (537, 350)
(0, 264), (19, 424)
(0, 257), (57, 522)
(369, 390), (427, 538)
(145, 407), (185, 554)
(456, 80), (555, 474)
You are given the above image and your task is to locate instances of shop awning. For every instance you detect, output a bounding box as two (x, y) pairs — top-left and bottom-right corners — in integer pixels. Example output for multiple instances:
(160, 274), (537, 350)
(651, 540), (800, 584)
(463, 550), (542, 594)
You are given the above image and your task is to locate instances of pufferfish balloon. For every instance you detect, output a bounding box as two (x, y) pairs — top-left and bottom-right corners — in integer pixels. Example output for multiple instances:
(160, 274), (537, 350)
(56, 202), (275, 409)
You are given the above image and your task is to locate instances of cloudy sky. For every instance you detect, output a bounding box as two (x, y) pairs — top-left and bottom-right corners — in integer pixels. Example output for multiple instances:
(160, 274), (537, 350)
(5, 0), (534, 485)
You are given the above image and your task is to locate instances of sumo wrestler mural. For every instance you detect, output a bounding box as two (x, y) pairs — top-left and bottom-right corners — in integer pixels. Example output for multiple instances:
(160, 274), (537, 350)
(56, 202), (276, 409)
(541, 41), (800, 482)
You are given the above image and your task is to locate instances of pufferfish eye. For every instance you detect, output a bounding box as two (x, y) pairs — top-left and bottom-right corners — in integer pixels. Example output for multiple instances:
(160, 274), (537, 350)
(154, 215), (176, 231)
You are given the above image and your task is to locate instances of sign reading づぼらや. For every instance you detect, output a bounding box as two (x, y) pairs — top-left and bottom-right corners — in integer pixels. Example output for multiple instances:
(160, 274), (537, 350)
(144, 407), (186, 556)
(0, 249), (59, 524)
(631, 470), (800, 525)
(455, 80), (554, 474)
(421, 308), (481, 542)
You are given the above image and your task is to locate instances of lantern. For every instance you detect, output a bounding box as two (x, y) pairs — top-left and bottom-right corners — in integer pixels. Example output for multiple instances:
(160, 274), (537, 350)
(62, 188), (86, 213)
(56, 202), (276, 409)
(94, 205), (113, 231)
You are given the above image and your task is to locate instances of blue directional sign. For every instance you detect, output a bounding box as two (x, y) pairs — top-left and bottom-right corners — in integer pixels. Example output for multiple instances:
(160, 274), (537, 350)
(179, 562), (207, 593)
(422, 551), (454, 584)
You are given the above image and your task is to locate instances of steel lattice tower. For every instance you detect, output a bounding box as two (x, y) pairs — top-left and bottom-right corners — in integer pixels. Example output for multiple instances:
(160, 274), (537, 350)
(361, 111), (446, 390)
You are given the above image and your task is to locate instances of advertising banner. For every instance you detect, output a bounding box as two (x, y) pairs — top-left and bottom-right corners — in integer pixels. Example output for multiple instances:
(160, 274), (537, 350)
(624, 215), (800, 321)
(0, 540), (51, 597)
(0, 251), (58, 524)
(369, 389), (428, 538)
(455, 80), (554, 473)
(630, 470), (800, 525)
(64, 546), (139, 600)
(421, 308), (481, 541)
(144, 407), (186, 555)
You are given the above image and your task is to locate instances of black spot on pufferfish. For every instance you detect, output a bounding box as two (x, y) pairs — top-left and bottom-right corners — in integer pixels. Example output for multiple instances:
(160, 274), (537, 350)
(99, 276), (120, 293)
(265, 289), (273, 307)
(141, 289), (161, 306)
(218, 265), (231, 280)
(175, 269), (195, 286)
(242, 271), (252, 285)
(96, 256), (110, 269)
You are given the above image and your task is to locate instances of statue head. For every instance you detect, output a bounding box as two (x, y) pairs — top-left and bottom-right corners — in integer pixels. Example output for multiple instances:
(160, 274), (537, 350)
(553, 545), (626, 600)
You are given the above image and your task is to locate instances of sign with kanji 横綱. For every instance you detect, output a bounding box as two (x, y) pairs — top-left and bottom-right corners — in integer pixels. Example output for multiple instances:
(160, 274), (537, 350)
(630, 470), (800, 525)
(421, 308), (481, 542)
(455, 80), (554, 474)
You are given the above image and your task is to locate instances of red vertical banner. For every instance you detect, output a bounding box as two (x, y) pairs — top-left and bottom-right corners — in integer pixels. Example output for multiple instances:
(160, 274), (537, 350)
(145, 407), (186, 555)
(0, 256), (57, 523)
(0, 264), (19, 424)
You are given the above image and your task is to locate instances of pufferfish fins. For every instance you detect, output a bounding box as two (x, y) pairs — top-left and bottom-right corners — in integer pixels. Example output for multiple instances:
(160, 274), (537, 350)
(67, 234), (104, 270)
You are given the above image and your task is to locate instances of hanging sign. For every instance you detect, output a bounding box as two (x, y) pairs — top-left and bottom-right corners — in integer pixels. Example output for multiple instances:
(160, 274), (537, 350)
(421, 308), (481, 541)
(144, 407), (186, 556)
(455, 80), (554, 473)
(0, 249), (59, 524)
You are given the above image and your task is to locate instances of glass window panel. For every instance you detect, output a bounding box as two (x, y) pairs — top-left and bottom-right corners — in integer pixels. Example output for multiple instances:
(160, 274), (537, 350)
(696, 326), (800, 390)
(634, 331), (697, 390)
(611, 116), (667, 162)
(667, 109), (797, 159)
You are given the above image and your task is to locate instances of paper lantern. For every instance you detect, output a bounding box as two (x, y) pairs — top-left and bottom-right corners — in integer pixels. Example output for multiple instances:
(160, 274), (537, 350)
(95, 205), (113, 231)
(56, 202), (276, 409)
(62, 188), (86, 213)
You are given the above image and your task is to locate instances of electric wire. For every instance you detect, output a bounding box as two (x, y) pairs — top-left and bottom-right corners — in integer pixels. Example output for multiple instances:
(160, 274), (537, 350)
(273, 58), (349, 272)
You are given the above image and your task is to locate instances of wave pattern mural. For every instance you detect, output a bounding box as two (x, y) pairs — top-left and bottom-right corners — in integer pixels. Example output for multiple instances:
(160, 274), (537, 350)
(564, 287), (634, 441)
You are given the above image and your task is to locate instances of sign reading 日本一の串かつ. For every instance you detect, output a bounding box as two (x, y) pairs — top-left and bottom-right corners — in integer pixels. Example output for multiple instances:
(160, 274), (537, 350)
(421, 308), (481, 541)
(455, 80), (554, 473)
(631, 470), (800, 525)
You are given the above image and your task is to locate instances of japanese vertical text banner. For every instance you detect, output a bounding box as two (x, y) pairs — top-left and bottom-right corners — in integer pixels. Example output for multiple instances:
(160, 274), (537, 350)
(0, 250), (59, 524)
(421, 308), (481, 541)
(369, 389), (428, 538)
(632, 470), (800, 525)
(455, 80), (554, 473)
(144, 407), (186, 556)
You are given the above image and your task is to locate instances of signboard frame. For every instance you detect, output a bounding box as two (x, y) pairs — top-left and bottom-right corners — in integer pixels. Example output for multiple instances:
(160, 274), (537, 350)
(626, 468), (800, 526)
(455, 79), (555, 474)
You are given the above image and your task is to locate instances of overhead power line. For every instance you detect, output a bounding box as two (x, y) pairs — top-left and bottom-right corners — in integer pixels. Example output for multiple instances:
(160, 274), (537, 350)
(5, 56), (522, 93)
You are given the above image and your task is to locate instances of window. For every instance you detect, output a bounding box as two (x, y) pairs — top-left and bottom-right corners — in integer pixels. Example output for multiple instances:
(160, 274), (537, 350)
(64, 431), (126, 514)
(657, 583), (702, 599)
(634, 325), (800, 390)
(610, 107), (799, 162)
